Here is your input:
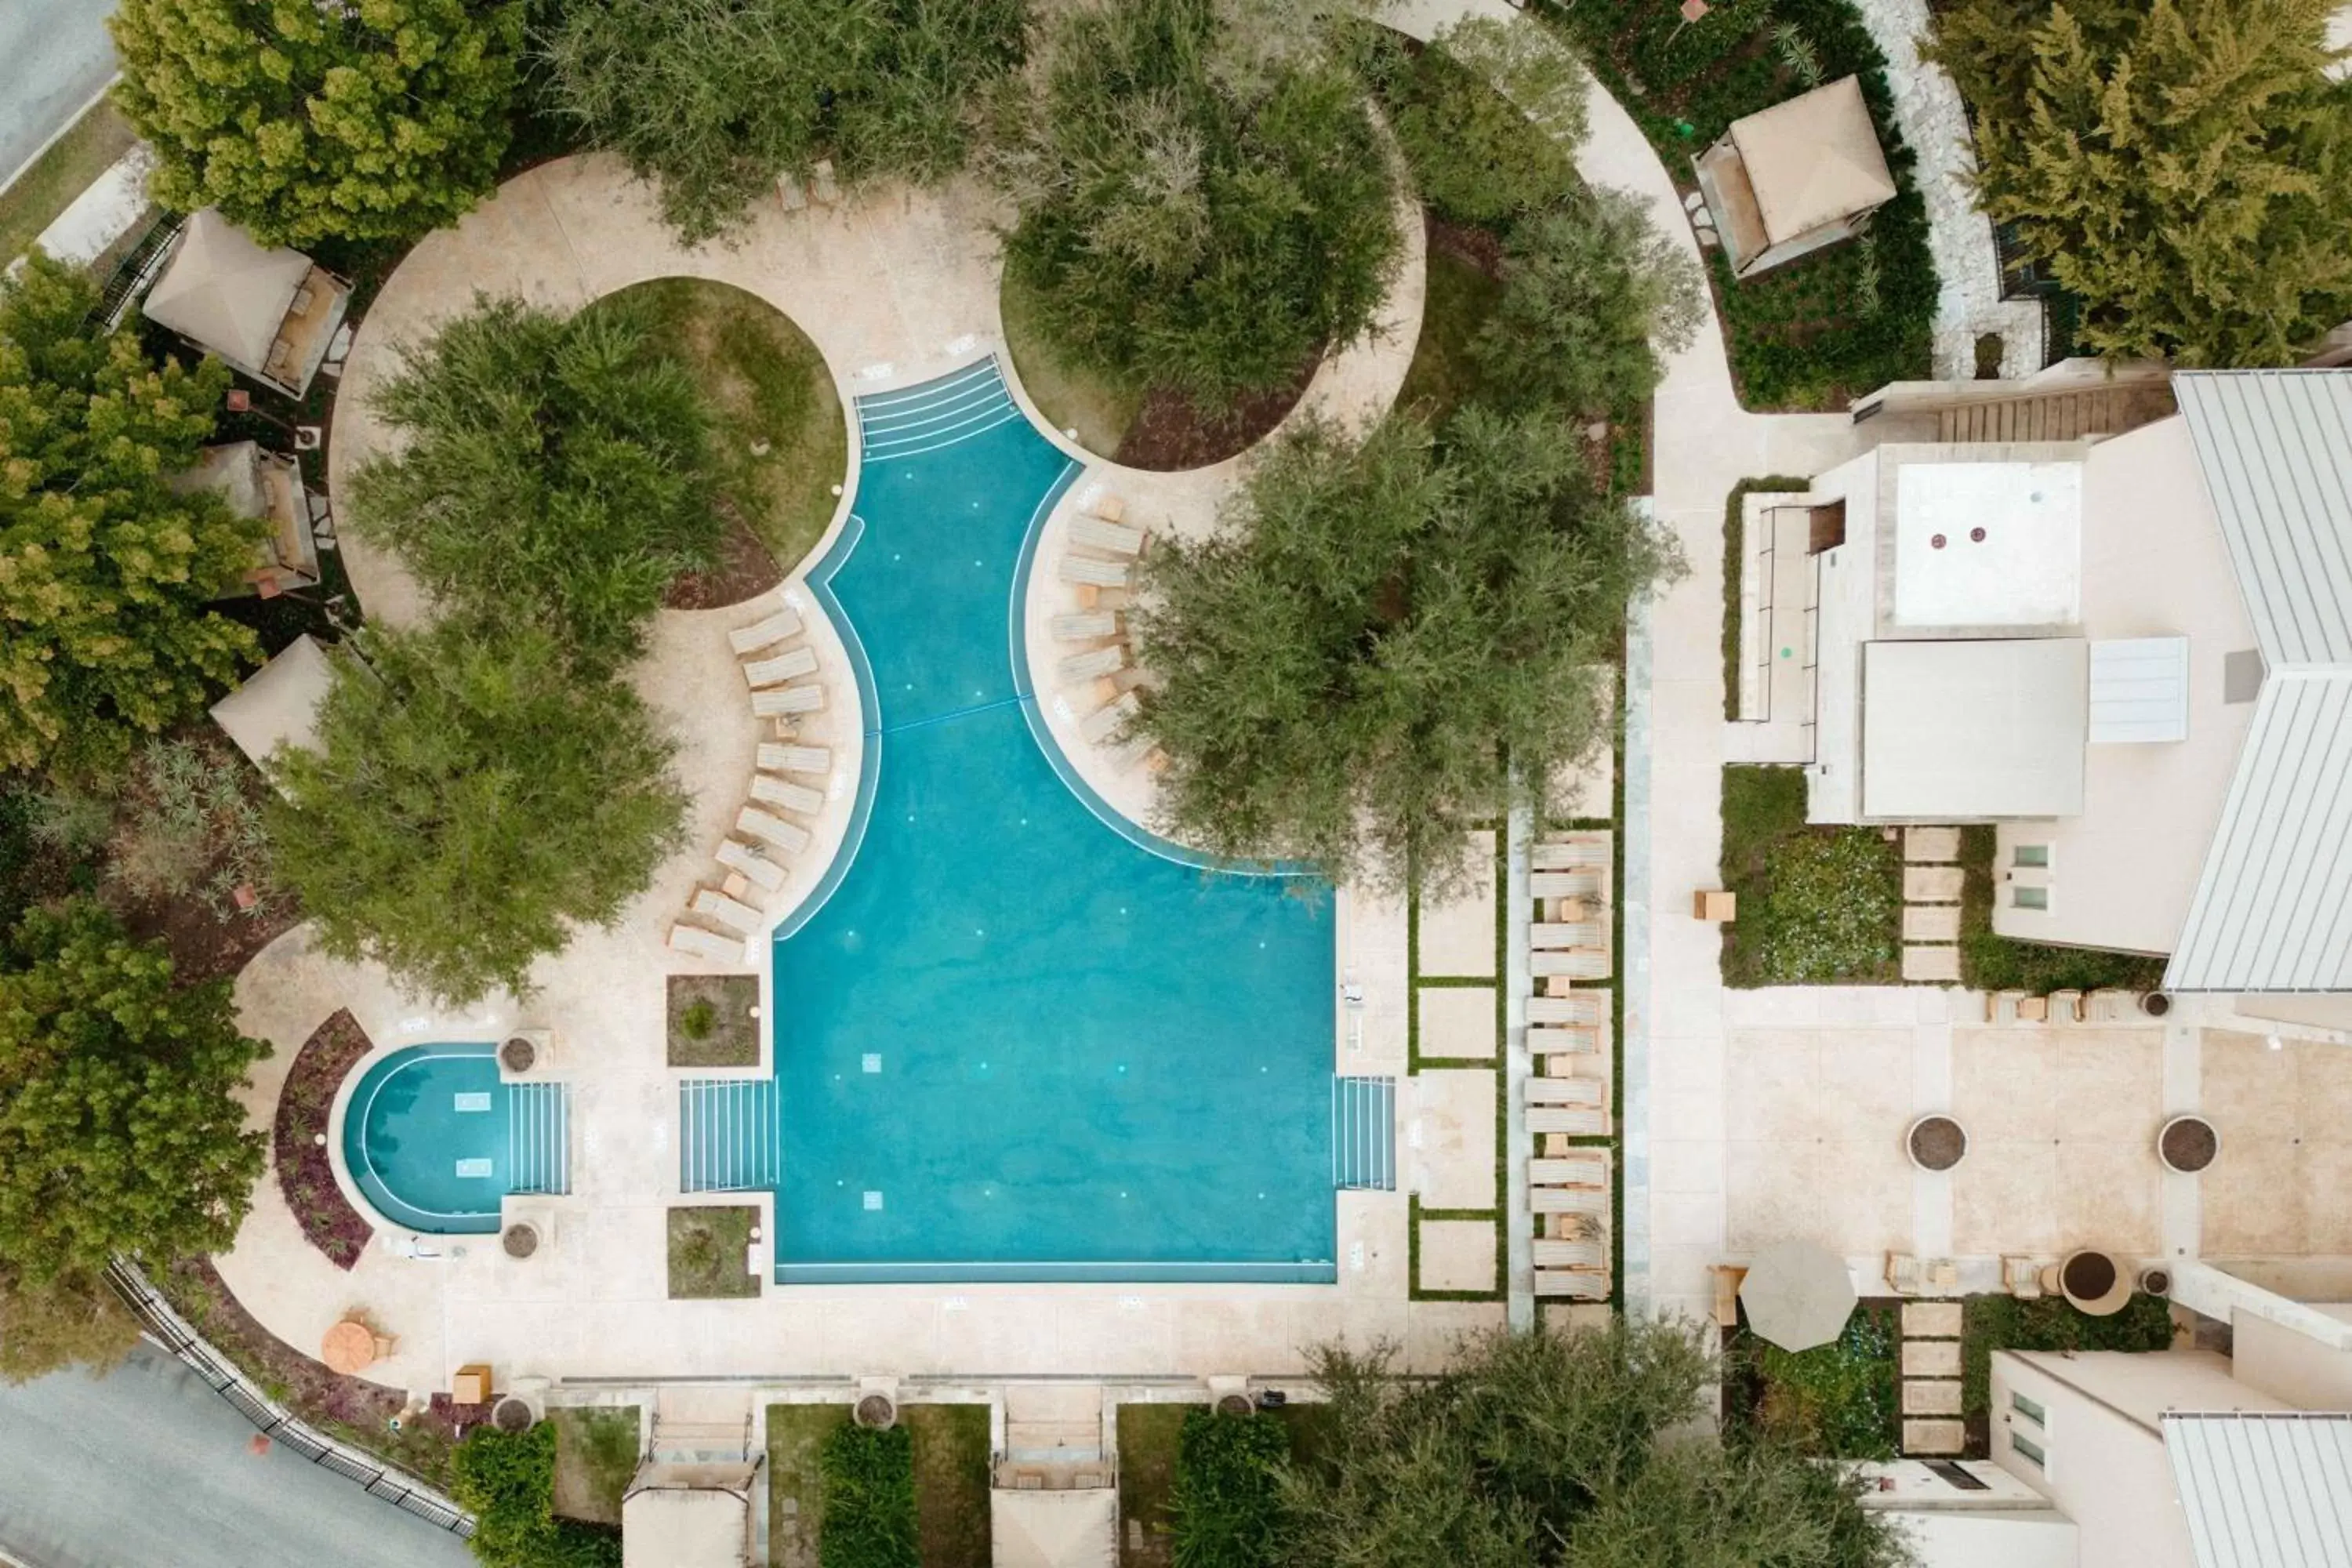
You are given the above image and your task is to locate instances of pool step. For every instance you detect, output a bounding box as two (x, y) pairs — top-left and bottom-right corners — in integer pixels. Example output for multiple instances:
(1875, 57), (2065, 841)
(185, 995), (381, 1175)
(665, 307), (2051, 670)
(1332, 1076), (1397, 1191)
(856, 358), (1018, 461)
(508, 1082), (571, 1196)
(679, 1076), (781, 1192)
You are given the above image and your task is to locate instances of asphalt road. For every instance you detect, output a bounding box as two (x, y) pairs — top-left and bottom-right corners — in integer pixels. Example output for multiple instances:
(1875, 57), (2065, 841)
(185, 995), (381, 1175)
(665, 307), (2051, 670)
(0, 0), (119, 192)
(0, 1345), (474, 1568)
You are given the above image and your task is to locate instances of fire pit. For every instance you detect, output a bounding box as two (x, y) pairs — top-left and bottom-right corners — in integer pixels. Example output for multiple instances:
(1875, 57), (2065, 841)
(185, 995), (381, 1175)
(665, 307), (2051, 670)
(2158, 1114), (2219, 1174)
(2059, 1248), (2132, 1316)
(1215, 1392), (1255, 1417)
(492, 1396), (536, 1433)
(1906, 1115), (1969, 1172)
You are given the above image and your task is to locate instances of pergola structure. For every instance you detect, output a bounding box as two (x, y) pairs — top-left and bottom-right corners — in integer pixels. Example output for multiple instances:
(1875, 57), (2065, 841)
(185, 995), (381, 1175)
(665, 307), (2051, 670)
(1694, 75), (1897, 279)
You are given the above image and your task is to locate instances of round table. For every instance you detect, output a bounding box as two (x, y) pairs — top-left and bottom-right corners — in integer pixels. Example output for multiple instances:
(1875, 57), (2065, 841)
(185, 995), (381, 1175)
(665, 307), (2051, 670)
(321, 1319), (378, 1374)
(2058, 1249), (2133, 1316)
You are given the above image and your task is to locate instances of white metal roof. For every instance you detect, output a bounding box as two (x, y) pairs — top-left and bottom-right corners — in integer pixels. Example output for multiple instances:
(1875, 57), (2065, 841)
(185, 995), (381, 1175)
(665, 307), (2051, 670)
(1860, 639), (2088, 819)
(2163, 1412), (2352, 1568)
(2167, 371), (2352, 991)
(2089, 637), (2189, 743)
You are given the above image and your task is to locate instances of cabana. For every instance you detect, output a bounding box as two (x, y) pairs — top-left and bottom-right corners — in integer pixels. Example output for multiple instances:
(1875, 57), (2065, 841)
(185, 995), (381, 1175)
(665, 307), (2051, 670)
(170, 440), (320, 596)
(1693, 75), (1897, 280)
(140, 209), (350, 397)
(209, 633), (334, 791)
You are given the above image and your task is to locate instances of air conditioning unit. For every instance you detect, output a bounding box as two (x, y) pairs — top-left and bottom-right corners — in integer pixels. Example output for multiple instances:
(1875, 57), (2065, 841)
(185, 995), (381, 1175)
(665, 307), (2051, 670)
(499, 1029), (556, 1078)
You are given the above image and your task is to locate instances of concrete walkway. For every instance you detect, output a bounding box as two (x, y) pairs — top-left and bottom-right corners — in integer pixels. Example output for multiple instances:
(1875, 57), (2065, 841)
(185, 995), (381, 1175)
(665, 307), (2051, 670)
(0, 1345), (470, 1568)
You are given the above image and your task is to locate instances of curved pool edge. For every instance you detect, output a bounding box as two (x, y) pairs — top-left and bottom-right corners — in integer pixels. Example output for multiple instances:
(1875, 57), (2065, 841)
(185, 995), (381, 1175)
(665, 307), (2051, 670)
(334, 1041), (510, 1237)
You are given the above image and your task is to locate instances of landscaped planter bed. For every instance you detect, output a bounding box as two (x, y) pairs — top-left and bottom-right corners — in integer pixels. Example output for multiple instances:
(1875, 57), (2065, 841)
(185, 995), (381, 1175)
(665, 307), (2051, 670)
(272, 1007), (376, 1269)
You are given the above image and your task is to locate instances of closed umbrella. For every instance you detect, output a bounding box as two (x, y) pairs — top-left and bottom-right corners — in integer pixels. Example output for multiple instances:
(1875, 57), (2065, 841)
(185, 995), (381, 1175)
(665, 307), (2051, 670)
(1739, 1240), (1857, 1351)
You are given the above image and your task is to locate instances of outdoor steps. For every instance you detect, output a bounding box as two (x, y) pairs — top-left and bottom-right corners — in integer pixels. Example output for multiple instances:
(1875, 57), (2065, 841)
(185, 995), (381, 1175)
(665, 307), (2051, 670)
(1933, 383), (2177, 445)
(1003, 1385), (1104, 1465)
(1900, 827), (1962, 985)
(1897, 1300), (1967, 1457)
(651, 1388), (753, 1463)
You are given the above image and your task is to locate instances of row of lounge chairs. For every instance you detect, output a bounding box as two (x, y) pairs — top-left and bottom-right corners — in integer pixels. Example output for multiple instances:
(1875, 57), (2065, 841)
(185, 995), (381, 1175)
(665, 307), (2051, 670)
(1530, 829), (1615, 1301)
(1984, 988), (2148, 1025)
(1054, 490), (1163, 775)
(1530, 1150), (1610, 1300)
(669, 606), (833, 964)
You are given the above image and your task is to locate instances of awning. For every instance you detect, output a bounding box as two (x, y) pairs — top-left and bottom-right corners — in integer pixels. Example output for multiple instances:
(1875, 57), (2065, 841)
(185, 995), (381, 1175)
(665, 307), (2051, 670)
(992, 1487), (1119, 1568)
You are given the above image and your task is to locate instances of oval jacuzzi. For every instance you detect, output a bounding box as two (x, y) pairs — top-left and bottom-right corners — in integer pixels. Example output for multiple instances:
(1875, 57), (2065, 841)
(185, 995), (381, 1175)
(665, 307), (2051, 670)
(342, 1044), (570, 1234)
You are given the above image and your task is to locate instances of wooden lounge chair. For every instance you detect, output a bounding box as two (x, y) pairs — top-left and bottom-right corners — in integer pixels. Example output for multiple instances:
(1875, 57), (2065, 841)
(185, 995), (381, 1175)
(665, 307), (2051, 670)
(1529, 1155), (1608, 1187)
(736, 807), (810, 856)
(691, 887), (762, 935)
(669, 923), (745, 964)
(1533, 1187), (1606, 1217)
(742, 647), (818, 688)
(1058, 644), (1126, 683)
(1534, 1269), (1609, 1299)
(1530, 920), (1606, 949)
(2002, 1256), (2045, 1299)
(1531, 839), (1608, 871)
(1069, 515), (1145, 556)
(1051, 610), (1120, 642)
(1530, 949), (1610, 980)
(1530, 871), (1604, 899)
(752, 684), (825, 718)
(1079, 691), (1139, 746)
(1985, 989), (2027, 1024)
(1527, 1076), (1604, 1107)
(750, 775), (824, 816)
(2049, 989), (2085, 1023)
(1059, 555), (1130, 589)
(1528, 993), (1607, 1025)
(730, 609), (804, 655)
(1534, 1239), (1606, 1270)
(716, 838), (786, 892)
(1528, 1025), (1599, 1055)
(2085, 989), (2140, 1022)
(757, 743), (830, 776)
(1527, 1105), (1608, 1136)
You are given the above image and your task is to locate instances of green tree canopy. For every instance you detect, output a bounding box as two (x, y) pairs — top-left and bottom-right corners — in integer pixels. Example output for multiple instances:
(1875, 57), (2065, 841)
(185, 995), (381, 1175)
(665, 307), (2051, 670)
(0, 253), (260, 782)
(110, 0), (524, 247)
(268, 621), (690, 1006)
(452, 1422), (622, 1567)
(1283, 1323), (1903, 1568)
(1355, 16), (1586, 227)
(1131, 408), (1679, 895)
(1475, 186), (1706, 417)
(350, 292), (725, 677)
(544, 0), (1030, 243)
(0, 1269), (143, 1385)
(1928, 0), (2352, 365)
(0, 899), (267, 1284)
(993, 0), (1400, 404)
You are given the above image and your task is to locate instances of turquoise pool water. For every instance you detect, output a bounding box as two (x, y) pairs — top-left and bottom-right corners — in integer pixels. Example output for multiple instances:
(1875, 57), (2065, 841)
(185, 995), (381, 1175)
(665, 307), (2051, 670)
(682, 359), (1362, 1283)
(343, 1045), (570, 1235)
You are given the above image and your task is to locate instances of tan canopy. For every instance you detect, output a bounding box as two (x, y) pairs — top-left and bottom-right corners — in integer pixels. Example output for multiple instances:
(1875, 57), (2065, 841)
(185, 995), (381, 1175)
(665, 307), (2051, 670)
(1728, 75), (1898, 245)
(210, 633), (334, 786)
(622, 1464), (756, 1568)
(142, 209), (311, 370)
(992, 1488), (1119, 1568)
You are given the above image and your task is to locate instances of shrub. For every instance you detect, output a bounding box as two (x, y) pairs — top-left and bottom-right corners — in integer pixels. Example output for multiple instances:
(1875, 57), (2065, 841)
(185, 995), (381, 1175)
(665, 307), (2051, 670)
(106, 738), (276, 921)
(452, 1423), (623, 1568)
(1170, 1409), (1290, 1568)
(679, 1000), (717, 1041)
(1719, 767), (1902, 986)
(1730, 1305), (1900, 1459)
(1356, 20), (1584, 227)
(819, 1423), (919, 1568)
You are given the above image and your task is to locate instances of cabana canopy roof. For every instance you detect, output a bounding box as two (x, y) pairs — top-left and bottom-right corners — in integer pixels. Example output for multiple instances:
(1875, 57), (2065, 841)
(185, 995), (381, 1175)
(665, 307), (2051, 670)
(142, 209), (311, 370)
(1729, 75), (1898, 245)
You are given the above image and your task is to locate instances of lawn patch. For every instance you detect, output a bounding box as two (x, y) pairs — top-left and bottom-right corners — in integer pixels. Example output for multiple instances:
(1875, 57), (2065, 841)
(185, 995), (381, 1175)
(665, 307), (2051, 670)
(1000, 265), (1147, 458)
(1961, 1293), (2176, 1450)
(820, 1422), (919, 1568)
(552, 1406), (643, 1526)
(667, 1204), (761, 1299)
(0, 103), (140, 267)
(1724, 1303), (1900, 1458)
(903, 1405), (991, 1568)
(1396, 226), (1504, 426)
(669, 972), (761, 1068)
(1957, 826), (2169, 994)
(1719, 766), (1901, 986)
(1116, 1403), (1188, 1568)
(769, 1404), (852, 1568)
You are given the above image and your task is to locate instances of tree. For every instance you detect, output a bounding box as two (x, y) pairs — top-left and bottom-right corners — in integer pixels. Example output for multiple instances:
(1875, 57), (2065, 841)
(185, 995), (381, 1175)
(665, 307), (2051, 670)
(350, 292), (725, 677)
(0, 1269), (143, 1384)
(1171, 1409), (1289, 1568)
(544, 0), (1029, 243)
(452, 1422), (622, 1567)
(268, 622), (689, 1006)
(993, 0), (1400, 405)
(1356, 16), (1586, 227)
(1130, 408), (1679, 895)
(1927, 0), (2352, 365)
(0, 255), (260, 782)
(1474, 187), (1705, 417)
(0, 899), (267, 1284)
(1283, 1323), (1904, 1568)
(110, 0), (524, 247)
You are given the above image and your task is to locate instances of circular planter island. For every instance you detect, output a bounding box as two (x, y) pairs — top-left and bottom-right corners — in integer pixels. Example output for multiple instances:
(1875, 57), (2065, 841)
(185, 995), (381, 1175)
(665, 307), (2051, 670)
(1906, 1115), (1969, 1172)
(2158, 1114), (2220, 1174)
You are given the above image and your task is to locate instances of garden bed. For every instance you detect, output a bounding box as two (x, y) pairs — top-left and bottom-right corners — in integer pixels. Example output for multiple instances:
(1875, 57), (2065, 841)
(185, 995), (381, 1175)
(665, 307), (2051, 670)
(1956, 826), (2169, 993)
(667, 1204), (761, 1299)
(1722, 1303), (1900, 1458)
(551, 1406), (643, 1526)
(905, 1403), (992, 1568)
(272, 1008), (376, 1269)
(1396, 219), (1506, 426)
(667, 972), (761, 1068)
(766, 1403), (850, 1568)
(1719, 766), (1902, 986)
(1116, 1403), (1188, 1568)
(1960, 1292), (2175, 1454)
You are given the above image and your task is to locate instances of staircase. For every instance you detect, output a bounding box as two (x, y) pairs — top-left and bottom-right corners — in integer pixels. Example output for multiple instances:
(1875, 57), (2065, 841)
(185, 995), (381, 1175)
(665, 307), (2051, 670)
(679, 1076), (780, 1192)
(1897, 1301), (1966, 1455)
(648, 1386), (755, 1466)
(508, 1082), (571, 1195)
(1900, 828), (1963, 985)
(1935, 382), (2175, 444)
(997, 1385), (1109, 1490)
(1332, 1076), (1397, 1191)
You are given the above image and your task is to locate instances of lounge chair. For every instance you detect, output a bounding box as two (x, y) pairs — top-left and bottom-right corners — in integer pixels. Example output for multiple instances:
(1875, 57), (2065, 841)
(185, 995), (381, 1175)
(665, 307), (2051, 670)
(1534, 1240), (1606, 1271)
(1528, 993), (1607, 1026)
(811, 158), (840, 204)
(1528, 1025), (1599, 1055)
(1985, 989), (2027, 1025)
(2049, 989), (2085, 1023)
(2002, 1256), (2044, 1299)
(1079, 691), (1139, 746)
(742, 647), (818, 688)
(669, 923), (746, 964)
(1527, 1076), (1604, 1107)
(1069, 515), (1145, 556)
(1051, 610), (1120, 642)
(1530, 920), (1605, 949)
(2085, 989), (2140, 1022)
(1531, 839), (1608, 871)
(1532, 1187), (1606, 1217)
(752, 684), (825, 718)
(1530, 871), (1606, 899)
(1529, 1154), (1608, 1187)
(1058, 644), (1126, 683)
(1534, 1269), (1609, 1299)
(750, 775), (824, 816)
(1059, 555), (1130, 589)
(1109, 731), (1158, 770)
(716, 838), (786, 892)
(691, 887), (761, 935)
(730, 608), (804, 655)
(736, 807), (811, 856)
(757, 743), (831, 776)
(1530, 949), (1610, 980)
(1527, 1105), (1607, 1136)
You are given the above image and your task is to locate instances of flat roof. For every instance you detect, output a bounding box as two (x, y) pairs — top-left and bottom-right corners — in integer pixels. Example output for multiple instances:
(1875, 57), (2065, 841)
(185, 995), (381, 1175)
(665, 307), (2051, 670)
(1861, 639), (2088, 818)
(1891, 460), (2082, 629)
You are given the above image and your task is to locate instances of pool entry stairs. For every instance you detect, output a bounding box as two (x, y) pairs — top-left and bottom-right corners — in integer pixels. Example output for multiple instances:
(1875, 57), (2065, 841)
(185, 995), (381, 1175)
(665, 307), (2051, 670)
(855, 358), (1020, 462)
(1332, 1076), (1398, 1191)
(508, 1081), (572, 1195)
(678, 1078), (782, 1192)
(996, 1385), (1111, 1490)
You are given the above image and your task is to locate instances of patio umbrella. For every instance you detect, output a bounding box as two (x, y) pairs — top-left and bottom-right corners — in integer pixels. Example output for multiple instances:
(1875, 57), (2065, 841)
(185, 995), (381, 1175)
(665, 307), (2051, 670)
(1739, 1241), (1857, 1352)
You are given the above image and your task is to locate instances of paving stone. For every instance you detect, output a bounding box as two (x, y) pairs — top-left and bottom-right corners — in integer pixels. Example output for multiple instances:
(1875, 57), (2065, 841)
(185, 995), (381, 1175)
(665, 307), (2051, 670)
(1903, 905), (1962, 942)
(1904, 865), (1965, 902)
(1903, 944), (1962, 982)
(1903, 1418), (1967, 1456)
(1903, 1341), (1962, 1377)
(1903, 1380), (1963, 1415)
(1901, 1301), (1964, 1338)
(1903, 826), (1961, 862)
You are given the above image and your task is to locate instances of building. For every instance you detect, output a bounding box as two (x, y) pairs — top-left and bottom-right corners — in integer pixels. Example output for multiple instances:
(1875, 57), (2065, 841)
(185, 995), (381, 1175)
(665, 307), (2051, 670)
(1693, 74), (1897, 279)
(169, 439), (321, 596)
(1733, 368), (2352, 999)
(141, 208), (350, 398)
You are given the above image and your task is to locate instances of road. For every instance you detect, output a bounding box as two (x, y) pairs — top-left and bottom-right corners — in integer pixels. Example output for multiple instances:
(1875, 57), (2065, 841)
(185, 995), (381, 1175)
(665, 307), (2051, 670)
(0, 1), (118, 192)
(0, 1345), (473, 1568)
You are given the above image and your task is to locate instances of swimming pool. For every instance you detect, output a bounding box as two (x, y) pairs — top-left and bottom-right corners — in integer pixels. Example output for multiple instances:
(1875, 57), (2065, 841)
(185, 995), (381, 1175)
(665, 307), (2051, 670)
(680, 358), (1379, 1283)
(343, 1045), (571, 1235)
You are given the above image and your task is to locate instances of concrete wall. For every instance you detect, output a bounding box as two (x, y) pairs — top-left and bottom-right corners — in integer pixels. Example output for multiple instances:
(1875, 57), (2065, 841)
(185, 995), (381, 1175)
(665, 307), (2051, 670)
(2232, 1307), (2352, 1410)
(1803, 448), (1882, 824)
(1992, 417), (2259, 954)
